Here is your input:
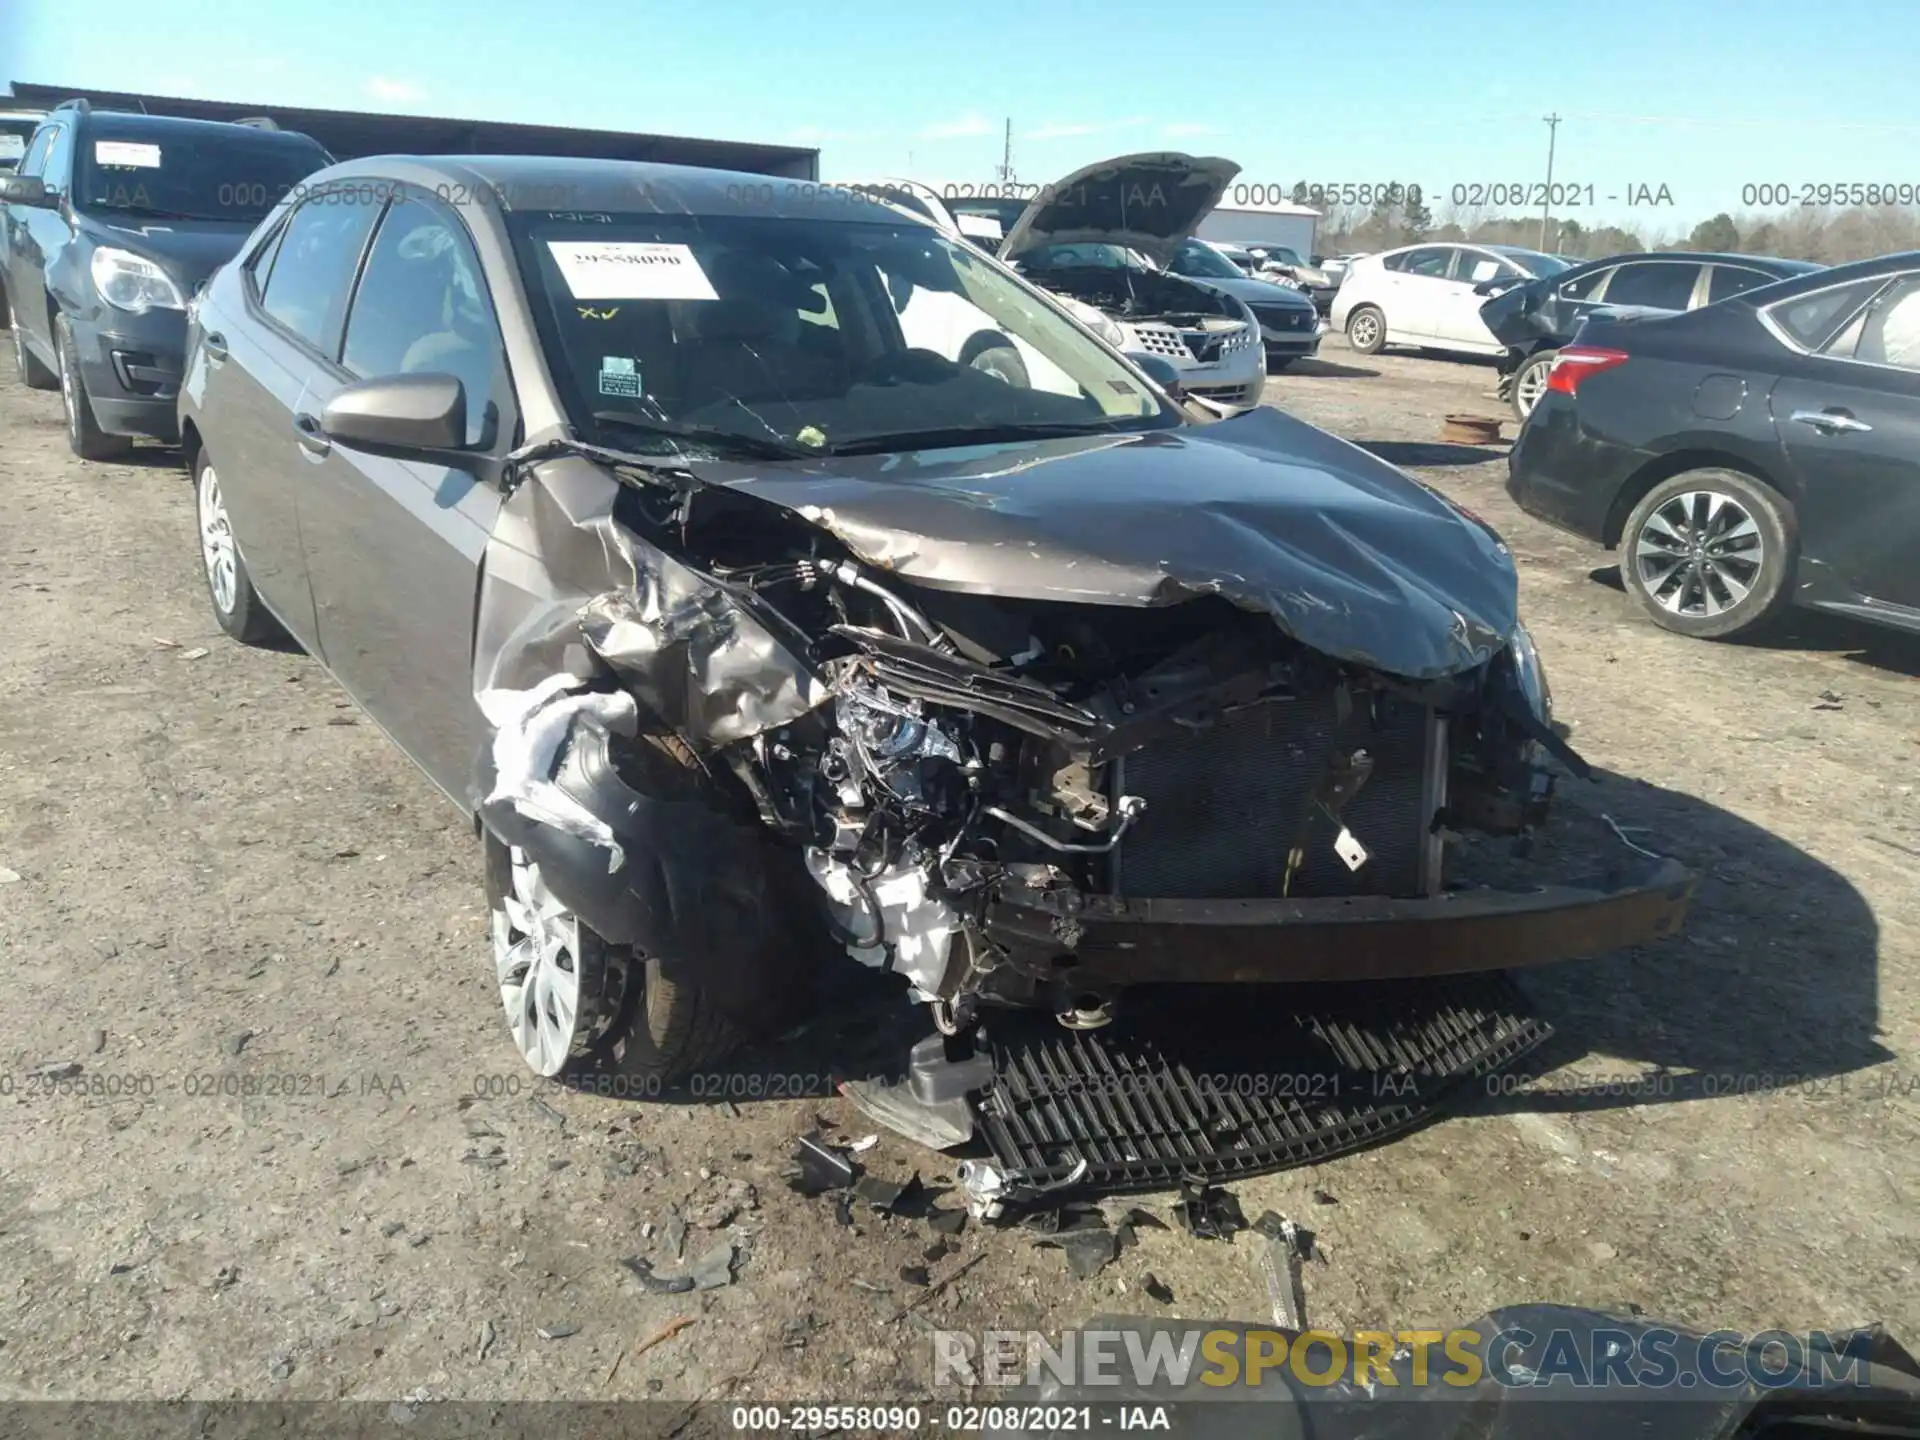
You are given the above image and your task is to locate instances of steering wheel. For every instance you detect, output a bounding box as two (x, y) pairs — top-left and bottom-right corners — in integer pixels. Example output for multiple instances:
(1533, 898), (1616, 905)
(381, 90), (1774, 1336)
(856, 347), (958, 386)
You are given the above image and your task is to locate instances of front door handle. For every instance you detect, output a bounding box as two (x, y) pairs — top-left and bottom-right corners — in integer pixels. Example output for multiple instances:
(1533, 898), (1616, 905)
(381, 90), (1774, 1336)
(201, 331), (228, 363)
(1790, 408), (1873, 435)
(292, 412), (332, 457)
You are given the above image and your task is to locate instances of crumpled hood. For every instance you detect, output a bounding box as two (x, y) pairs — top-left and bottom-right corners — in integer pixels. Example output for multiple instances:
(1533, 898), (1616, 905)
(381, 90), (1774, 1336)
(998, 152), (1240, 270)
(709, 405), (1519, 680)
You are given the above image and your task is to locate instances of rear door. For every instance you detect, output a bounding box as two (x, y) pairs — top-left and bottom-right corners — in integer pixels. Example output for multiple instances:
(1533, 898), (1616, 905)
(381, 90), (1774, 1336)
(295, 191), (513, 806)
(1385, 245), (1455, 341)
(1768, 271), (1920, 611)
(209, 187), (383, 646)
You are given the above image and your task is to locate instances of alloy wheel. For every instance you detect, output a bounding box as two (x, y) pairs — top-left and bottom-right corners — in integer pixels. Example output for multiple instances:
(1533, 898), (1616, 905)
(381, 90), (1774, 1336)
(197, 466), (239, 615)
(1348, 311), (1381, 349)
(492, 848), (592, 1077)
(1515, 359), (1551, 416)
(1631, 489), (1764, 619)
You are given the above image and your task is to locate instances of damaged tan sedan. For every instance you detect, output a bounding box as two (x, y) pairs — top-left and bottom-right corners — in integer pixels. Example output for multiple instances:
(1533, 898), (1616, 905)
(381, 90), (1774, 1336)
(179, 156), (1693, 1174)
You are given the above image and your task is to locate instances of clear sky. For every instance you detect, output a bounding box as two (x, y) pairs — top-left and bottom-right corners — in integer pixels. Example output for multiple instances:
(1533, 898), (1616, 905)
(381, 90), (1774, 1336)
(8, 0), (1919, 229)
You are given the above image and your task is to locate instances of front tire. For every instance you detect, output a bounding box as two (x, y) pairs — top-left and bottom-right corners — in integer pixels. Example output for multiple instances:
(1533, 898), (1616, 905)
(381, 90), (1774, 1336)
(1511, 349), (1558, 421)
(9, 294), (59, 390)
(484, 835), (739, 1082)
(195, 450), (284, 645)
(1345, 305), (1386, 354)
(56, 314), (132, 460)
(1621, 468), (1794, 639)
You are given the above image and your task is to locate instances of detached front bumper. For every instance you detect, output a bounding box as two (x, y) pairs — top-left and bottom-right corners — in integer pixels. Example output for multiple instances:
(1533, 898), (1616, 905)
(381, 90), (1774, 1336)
(983, 854), (1695, 985)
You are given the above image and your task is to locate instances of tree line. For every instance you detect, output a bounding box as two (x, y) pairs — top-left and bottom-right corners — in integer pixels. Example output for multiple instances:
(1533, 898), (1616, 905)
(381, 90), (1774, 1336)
(1317, 195), (1920, 264)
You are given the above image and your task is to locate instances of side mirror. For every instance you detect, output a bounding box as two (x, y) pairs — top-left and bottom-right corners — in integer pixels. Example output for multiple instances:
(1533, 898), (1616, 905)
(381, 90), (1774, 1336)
(1124, 351), (1185, 399)
(321, 373), (499, 480)
(0, 174), (53, 208)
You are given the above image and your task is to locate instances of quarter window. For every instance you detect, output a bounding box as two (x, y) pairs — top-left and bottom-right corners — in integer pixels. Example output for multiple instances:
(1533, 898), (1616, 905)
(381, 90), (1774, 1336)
(1824, 275), (1920, 370)
(341, 196), (506, 445)
(256, 191), (383, 355)
(1765, 277), (1890, 351)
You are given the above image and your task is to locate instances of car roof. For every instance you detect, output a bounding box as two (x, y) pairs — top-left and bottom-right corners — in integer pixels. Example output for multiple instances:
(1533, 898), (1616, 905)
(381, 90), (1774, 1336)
(1562, 250), (1818, 271)
(68, 109), (326, 148)
(322, 153), (892, 221)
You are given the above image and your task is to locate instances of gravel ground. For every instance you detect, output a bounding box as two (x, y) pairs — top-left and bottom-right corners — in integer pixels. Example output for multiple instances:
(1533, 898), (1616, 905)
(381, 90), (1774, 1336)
(0, 334), (1915, 1404)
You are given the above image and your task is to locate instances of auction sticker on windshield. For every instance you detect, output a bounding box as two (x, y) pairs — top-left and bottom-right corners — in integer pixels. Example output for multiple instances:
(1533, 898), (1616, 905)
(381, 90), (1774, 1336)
(95, 141), (162, 168)
(547, 241), (719, 300)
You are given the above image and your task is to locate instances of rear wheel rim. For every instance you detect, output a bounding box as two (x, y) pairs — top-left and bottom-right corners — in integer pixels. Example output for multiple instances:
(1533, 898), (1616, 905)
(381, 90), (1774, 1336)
(492, 849), (588, 1078)
(197, 466), (239, 615)
(1349, 311), (1380, 348)
(1516, 359), (1550, 413)
(1633, 489), (1764, 619)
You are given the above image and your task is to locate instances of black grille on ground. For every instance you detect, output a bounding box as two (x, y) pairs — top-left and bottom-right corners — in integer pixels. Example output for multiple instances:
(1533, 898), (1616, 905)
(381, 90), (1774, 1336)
(1115, 694), (1431, 899)
(974, 976), (1551, 1195)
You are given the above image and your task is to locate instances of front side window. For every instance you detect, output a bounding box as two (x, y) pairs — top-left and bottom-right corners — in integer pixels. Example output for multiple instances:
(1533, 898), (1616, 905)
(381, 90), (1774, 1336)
(512, 212), (1175, 457)
(342, 196), (506, 445)
(15, 126), (54, 179)
(1706, 266), (1776, 305)
(1398, 247), (1452, 278)
(1602, 262), (1699, 310)
(1560, 267), (1611, 302)
(76, 125), (330, 223)
(39, 123), (75, 193)
(257, 191), (383, 354)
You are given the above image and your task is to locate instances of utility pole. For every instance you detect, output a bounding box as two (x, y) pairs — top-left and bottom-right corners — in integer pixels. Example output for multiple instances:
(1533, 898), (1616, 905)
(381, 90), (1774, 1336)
(1539, 113), (1561, 251)
(996, 117), (1014, 185)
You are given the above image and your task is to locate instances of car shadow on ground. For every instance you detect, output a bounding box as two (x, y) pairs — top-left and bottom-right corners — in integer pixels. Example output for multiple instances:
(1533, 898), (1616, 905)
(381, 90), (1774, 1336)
(1361, 440), (1509, 468)
(1279, 358), (1380, 379)
(1470, 765), (1889, 1119)
(609, 765), (1886, 1142)
(1590, 564), (1920, 680)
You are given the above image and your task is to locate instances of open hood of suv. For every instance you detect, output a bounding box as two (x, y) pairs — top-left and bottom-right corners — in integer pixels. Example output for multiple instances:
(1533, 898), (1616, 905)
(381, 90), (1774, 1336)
(997, 152), (1240, 269)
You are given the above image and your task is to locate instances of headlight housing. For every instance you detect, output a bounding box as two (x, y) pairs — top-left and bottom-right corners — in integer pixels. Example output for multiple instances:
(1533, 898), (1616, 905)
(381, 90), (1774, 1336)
(90, 248), (186, 314)
(1087, 311), (1126, 349)
(1508, 623), (1552, 723)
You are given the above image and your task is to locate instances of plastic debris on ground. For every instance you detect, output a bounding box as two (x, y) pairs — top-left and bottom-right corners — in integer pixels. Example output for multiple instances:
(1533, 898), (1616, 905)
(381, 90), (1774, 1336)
(1253, 1210), (1315, 1328)
(1027, 1202), (1170, 1281)
(1172, 1178), (1247, 1241)
(786, 1134), (857, 1196)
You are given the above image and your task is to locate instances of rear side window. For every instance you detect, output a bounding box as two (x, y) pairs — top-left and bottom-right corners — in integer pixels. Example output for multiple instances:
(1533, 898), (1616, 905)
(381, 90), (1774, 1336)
(257, 191), (384, 355)
(1823, 275), (1920, 370)
(1707, 266), (1776, 304)
(1602, 262), (1699, 310)
(1765, 277), (1889, 351)
(1398, 247), (1451, 278)
(341, 195), (506, 445)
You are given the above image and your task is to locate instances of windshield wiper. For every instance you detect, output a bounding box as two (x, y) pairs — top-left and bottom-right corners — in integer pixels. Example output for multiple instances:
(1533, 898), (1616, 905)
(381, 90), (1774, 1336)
(91, 203), (220, 222)
(822, 419), (1138, 456)
(591, 411), (812, 461)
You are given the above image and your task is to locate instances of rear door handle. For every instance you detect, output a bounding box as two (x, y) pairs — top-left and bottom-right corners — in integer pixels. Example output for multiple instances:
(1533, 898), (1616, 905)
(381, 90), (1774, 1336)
(1790, 408), (1872, 435)
(292, 412), (331, 457)
(201, 331), (228, 363)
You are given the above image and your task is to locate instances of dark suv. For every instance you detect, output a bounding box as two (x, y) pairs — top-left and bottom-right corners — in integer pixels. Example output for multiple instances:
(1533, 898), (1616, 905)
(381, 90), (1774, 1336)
(0, 100), (330, 458)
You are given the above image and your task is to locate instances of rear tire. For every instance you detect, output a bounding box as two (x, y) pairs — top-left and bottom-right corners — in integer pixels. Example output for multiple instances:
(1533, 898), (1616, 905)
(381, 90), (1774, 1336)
(1620, 468), (1795, 640)
(1345, 305), (1386, 354)
(57, 314), (132, 460)
(1510, 349), (1558, 421)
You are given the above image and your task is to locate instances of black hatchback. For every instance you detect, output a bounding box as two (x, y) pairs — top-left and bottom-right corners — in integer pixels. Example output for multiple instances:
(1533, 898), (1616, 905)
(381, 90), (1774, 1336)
(1506, 251), (1920, 641)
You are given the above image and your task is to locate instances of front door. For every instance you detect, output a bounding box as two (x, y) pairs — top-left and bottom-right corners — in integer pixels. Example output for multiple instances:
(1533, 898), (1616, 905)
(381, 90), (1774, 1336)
(295, 192), (511, 807)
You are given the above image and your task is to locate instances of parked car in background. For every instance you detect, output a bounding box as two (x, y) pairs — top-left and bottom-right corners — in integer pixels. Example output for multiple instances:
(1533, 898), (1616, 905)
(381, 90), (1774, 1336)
(1482, 251), (1824, 419)
(1206, 239), (1259, 274)
(1320, 253), (1367, 286)
(0, 99), (330, 458)
(1164, 237), (1325, 369)
(1245, 243), (1336, 312)
(0, 109), (43, 173)
(1507, 252), (1920, 641)
(1331, 243), (1570, 358)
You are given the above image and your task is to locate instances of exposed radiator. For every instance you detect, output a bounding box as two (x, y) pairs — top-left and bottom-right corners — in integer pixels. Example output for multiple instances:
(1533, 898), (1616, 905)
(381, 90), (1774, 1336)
(1112, 693), (1440, 900)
